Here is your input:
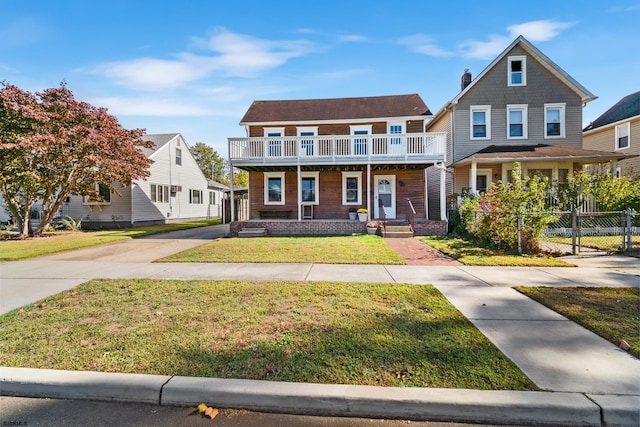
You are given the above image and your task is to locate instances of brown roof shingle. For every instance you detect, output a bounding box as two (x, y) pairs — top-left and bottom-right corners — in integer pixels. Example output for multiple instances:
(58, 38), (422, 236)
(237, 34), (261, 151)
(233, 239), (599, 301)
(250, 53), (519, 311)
(240, 94), (431, 124)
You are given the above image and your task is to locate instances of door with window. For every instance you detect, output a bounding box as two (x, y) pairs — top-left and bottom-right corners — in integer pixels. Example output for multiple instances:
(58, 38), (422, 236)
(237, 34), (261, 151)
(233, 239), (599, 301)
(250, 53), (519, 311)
(374, 175), (396, 219)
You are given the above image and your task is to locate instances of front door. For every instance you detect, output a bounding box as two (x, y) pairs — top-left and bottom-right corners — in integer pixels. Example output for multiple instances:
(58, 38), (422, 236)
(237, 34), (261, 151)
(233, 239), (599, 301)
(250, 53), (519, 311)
(374, 175), (396, 219)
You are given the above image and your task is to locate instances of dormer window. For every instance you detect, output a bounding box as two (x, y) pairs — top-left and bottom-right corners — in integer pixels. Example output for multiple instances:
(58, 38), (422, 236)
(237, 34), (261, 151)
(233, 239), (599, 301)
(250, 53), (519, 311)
(508, 56), (526, 86)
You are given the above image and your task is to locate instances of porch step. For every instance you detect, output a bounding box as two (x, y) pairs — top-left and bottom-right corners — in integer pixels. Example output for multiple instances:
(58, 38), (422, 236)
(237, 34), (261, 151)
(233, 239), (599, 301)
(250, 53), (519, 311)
(238, 227), (267, 238)
(383, 225), (414, 238)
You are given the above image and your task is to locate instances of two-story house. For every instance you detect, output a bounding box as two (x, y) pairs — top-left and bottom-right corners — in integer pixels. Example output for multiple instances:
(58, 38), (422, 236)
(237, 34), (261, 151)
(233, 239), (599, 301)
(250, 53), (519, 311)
(227, 94), (448, 236)
(583, 91), (640, 177)
(426, 36), (627, 211)
(64, 133), (223, 228)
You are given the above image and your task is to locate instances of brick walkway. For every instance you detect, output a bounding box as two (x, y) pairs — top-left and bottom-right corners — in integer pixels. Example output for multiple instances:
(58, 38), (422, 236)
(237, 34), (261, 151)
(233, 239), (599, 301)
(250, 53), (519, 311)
(383, 237), (462, 265)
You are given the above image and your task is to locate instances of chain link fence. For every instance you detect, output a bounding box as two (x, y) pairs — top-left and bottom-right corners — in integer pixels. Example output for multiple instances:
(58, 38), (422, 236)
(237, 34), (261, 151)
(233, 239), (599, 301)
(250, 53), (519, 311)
(526, 209), (638, 255)
(468, 209), (638, 255)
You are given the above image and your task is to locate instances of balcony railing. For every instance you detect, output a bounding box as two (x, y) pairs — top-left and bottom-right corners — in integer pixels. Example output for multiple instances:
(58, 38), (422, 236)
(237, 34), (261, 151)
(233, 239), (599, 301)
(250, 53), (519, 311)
(229, 132), (446, 165)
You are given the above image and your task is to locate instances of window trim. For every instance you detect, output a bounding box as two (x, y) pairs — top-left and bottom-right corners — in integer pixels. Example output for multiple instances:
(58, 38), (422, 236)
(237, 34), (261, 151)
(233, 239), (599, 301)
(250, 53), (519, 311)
(615, 122), (630, 150)
(189, 189), (203, 204)
(475, 168), (492, 194)
(342, 171), (362, 205)
(297, 126), (317, 157)
(544, 103), (566, 139)
(151, 184), (170, 204)
(508, 56), (527, 87)
(470, 106), (491, 140)
(506, 104), (528, 139)
(264, 171), (285, 205)
(300, 171), (319, 205)
(83, 183), (111, 205)
(264, 127), (285, 158)
(175, 147), (182, 166)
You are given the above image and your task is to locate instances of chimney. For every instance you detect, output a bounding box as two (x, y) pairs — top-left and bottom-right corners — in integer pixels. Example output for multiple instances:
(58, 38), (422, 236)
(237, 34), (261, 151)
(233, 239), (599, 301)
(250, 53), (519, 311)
(461, 69), (472, 90)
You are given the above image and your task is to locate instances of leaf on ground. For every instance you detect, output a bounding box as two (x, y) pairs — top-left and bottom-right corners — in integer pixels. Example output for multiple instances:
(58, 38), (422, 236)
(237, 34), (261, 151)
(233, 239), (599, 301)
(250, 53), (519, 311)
(197, 403), (207, 414)
(204, 407), (219, 419)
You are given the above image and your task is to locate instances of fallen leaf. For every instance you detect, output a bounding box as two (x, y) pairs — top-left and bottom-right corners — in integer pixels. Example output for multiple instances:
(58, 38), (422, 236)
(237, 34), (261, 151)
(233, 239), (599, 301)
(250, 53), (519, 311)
(205, 407), (219, 419)
(197, 403), (208, 414)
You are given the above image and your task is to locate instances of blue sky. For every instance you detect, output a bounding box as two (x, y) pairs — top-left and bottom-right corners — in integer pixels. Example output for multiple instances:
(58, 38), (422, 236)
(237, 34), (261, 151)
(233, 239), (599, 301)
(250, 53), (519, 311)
(2, 0), (639, 156)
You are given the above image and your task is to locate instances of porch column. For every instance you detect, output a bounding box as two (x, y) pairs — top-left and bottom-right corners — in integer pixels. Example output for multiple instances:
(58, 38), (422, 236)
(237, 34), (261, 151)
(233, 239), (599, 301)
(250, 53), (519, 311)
(440, 163), (446, 222)
(229, 163), (235, 222)
(297, 164), (302, 221)
(424, 168), (429, 220)
(367, 164), (371, 218)
(470, 161), (477, 195)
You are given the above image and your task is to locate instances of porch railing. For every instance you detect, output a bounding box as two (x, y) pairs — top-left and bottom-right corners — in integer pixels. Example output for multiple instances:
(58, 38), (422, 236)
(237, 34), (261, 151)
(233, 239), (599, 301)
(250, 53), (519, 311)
(229, 132), (446, 164)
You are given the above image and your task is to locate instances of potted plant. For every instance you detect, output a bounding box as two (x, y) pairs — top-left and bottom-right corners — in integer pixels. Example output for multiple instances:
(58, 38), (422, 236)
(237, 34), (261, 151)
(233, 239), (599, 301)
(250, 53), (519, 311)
(357, 208), (368, 222)
(348, 207), (357, 220)
(366, 221), (378, 235)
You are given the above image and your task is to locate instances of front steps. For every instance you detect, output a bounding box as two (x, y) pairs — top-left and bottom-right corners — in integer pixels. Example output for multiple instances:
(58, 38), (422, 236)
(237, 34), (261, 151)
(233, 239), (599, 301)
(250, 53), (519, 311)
(237, 227), (267, 237)
(382, 225), (414, 238)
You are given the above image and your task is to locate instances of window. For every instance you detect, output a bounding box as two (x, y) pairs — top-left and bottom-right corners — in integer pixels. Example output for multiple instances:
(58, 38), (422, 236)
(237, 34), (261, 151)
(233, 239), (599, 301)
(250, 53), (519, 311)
(297, 127), (317, 157)
(388, 122), (404, 145)
(84, 183), (111, 204)
(264, 128), (284, 157)
(470, 106), (491, 139)
(209, 191), (216, 205)
(175, 148), (182, 166)
(301, 172), (319, 204)
(342, 172), (362, 205)
(507, 105), (528, 139)
(476, 169), (492, 194)
(544, 103), (565, 138)
(151, 184), (170, 203)
(616, 123), (630, 150)
(350, 125), (371, 155)
(189, 189), (203, 204)
(264, 172), (285, 205)
(508, 56), (526, 86)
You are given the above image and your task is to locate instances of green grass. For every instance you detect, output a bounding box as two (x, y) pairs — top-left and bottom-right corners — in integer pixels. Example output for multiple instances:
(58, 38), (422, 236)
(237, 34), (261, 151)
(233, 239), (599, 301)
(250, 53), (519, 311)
(0, 279), (536, 390)
(417, 236), (574, 267)
(160, 235), (406, 264)
(548, 235), (640, 256)
(0, 219), (221, 262)
(516, 287), (640, 358)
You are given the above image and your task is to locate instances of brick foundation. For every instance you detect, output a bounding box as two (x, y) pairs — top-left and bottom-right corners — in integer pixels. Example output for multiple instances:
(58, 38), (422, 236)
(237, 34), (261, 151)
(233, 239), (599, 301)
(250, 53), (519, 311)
(230, 219), (447, 236)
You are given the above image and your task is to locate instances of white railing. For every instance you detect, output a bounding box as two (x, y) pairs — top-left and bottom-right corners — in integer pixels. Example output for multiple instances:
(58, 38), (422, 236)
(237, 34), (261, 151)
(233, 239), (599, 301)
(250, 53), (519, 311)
(229, 132), (446, 164)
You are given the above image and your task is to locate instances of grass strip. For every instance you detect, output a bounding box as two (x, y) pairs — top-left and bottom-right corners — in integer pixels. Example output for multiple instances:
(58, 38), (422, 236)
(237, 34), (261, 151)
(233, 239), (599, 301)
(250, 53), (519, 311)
(516, 287), (639, 358)
(159, 235), (406, 264)
(0, 279), (535, 390)
(418, 236), (574, 267)
(0, 219), (221, 261)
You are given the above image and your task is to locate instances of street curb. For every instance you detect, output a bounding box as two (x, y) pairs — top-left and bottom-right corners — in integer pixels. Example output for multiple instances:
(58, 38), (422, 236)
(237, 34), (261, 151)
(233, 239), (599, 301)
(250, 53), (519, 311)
(1, 367), (616, 426)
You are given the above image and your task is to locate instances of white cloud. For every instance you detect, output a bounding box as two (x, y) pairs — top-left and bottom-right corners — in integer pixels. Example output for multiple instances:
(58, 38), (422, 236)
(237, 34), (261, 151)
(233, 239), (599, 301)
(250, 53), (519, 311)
(507, 19), (574, 41)
(93, 28), (315, 89)
(398, 35), (453, 57)
(460, 19), (574, 59)
(338, 34), (368, 42)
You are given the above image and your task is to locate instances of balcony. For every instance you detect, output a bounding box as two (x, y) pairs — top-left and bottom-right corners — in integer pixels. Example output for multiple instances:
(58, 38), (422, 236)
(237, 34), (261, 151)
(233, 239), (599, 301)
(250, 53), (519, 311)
(229, 132), (446, 166)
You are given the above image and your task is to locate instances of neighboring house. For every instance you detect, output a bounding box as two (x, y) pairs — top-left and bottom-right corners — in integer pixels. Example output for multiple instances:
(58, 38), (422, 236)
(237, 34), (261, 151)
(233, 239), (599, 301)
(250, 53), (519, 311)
(583, 91), (640, 177)
(65, 133), (221, 228)
(426, 36), (630, 212)
(227, 94), (448, 235)
(207, 179), (229, 218)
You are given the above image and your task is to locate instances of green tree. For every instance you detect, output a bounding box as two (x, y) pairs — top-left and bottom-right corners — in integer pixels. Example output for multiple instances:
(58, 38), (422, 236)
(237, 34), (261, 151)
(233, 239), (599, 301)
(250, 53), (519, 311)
(191, 142), (225, 182)
(0, 82), (152, 236)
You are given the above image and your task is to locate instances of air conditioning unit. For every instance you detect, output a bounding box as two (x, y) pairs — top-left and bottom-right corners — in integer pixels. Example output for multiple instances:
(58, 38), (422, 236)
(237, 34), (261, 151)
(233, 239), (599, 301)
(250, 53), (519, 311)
(170, 185), (182, 193)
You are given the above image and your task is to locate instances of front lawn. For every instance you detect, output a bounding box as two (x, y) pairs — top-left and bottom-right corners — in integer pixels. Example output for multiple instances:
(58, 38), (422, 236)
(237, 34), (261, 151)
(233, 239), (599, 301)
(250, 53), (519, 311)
(0, 219), (221, 262)
(0, 279), (536, 390)
(516, 287), (640, 358)
(418, 235), (574, 267)
(160, 235), (406, 264)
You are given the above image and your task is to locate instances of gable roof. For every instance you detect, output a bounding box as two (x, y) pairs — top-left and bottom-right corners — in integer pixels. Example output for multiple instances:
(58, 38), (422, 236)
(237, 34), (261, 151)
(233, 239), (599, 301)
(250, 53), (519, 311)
(583, 91), (640, 132)
(240, 94), (431, 124)
(453, 144), (636, 166)
(429, 36), (597, 125)
(140, 133), (180, 157)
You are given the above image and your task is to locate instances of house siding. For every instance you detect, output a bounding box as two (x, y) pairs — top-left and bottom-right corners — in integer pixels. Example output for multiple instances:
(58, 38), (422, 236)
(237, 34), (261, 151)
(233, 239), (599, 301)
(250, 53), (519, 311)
(453, 45), (584, 163)
(583, 118), (640, 176)
(425, 111), (452, 220)
(248, 120), (425, 138)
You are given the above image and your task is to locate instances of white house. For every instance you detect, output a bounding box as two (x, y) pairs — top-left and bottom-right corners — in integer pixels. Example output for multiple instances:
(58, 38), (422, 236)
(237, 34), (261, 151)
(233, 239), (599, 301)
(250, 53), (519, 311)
(64, 133), (221, 228)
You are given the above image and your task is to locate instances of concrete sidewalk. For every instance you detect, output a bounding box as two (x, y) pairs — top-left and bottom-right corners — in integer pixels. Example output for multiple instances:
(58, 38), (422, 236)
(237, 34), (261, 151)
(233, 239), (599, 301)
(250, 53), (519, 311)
(1, 227), (639, 425)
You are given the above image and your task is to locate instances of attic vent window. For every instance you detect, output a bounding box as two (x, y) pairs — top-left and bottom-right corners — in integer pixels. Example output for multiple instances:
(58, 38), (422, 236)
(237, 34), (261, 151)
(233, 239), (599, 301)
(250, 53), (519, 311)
(508, 56), (526, 86)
